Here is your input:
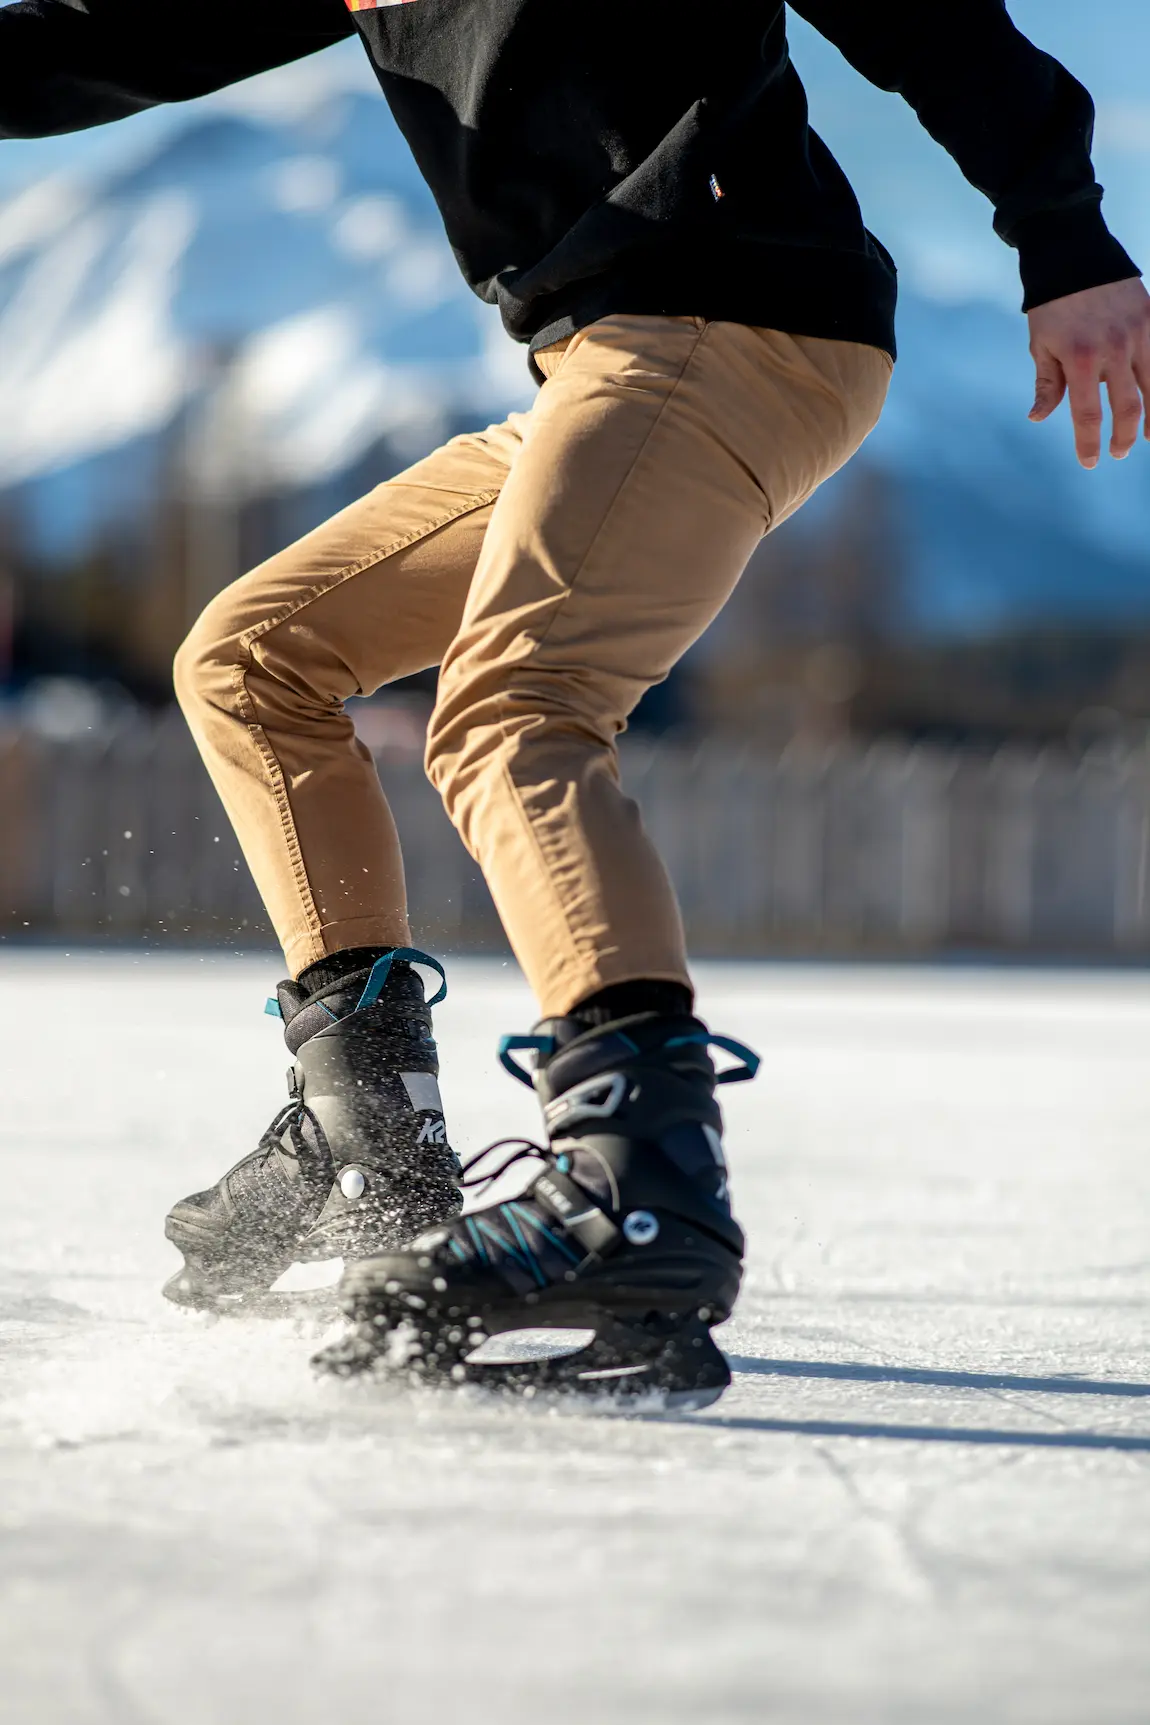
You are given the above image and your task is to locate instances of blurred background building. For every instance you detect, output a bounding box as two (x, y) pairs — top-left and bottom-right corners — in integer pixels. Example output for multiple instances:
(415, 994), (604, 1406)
(2, 2), (1150, 958)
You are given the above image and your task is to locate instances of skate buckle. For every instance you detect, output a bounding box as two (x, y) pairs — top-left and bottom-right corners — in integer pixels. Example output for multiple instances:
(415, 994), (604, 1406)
(543, 1071), (627, 1128)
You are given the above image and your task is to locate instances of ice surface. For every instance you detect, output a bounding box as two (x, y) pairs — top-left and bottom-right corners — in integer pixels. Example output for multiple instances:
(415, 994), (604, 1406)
(2, 953), (1149, 1724)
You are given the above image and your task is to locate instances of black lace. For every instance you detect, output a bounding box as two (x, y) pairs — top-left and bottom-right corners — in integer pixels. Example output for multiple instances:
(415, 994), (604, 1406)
(254, 1098), (312, 1167)
(458, 1136), (551, 1197)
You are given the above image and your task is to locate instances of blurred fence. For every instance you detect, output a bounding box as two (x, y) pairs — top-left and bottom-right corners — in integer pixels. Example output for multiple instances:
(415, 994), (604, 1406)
(4, 711), (1150, 957)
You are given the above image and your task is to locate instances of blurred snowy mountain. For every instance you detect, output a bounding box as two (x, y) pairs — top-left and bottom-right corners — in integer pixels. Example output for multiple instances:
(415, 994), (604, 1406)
(0, 69), (529, 502)
(0, 5), (1148, 636)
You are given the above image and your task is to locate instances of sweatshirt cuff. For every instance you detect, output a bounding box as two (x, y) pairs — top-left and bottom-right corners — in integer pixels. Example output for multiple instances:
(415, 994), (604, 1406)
(1010, 199), (1141, 312)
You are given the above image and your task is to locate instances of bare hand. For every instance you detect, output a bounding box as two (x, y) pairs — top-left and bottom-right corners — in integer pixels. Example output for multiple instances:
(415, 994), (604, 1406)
(1028, 277), (1150, 467)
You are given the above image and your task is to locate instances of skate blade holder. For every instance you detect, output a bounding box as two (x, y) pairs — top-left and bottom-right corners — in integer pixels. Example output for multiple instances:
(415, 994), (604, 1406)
(453, 1322), (729, 1413)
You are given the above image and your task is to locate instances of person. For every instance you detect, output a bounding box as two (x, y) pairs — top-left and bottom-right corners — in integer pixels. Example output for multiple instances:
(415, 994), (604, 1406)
(3, 0), (1147, 1402)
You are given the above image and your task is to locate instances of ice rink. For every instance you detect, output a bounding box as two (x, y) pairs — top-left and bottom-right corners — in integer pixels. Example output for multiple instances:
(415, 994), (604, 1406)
(2, 953), (1149, 1724)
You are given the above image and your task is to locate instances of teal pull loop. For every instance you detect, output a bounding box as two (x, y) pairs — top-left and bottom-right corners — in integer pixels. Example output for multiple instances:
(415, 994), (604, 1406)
(264, 997), (283, 1020)
(665, 1031), (760, 1084)
(707, 1033), (761, 1084)
(356, 947), (448, 1012)
(498, 1033), (557, 1087)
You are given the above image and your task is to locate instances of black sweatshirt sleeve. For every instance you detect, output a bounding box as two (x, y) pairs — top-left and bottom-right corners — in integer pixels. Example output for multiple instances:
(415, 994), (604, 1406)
(0, 0), (355, 140)
(789, 0), (1140, 309)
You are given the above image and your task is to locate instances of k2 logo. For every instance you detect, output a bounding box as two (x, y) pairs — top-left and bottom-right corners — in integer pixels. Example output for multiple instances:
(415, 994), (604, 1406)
(416, 1115), (448, 1146)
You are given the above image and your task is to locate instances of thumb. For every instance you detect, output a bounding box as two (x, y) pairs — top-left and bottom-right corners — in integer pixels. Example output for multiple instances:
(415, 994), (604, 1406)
(1030, 355), (1066, 422)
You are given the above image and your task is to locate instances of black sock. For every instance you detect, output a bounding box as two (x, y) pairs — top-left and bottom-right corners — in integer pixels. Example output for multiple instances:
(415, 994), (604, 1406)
(295, 945), (396, 997)
(572, 979), (694, 1027)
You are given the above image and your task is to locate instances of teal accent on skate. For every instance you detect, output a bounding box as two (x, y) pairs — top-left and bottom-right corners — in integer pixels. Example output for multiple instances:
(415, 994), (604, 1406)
(465, 1216), (489, 1264)
(508, 1202), (581, 1264)
(501, 1206), (544, 1284)
(477, 1213), (540, 1283)
(664, 1032), (761, 1084)
(498, 1033), (557, 1086)
(355, 948), (448, 1012)
(265, 994), (337, 1022)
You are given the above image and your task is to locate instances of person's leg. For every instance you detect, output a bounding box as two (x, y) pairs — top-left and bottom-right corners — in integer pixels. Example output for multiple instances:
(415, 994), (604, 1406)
(427, 316), (891, 1013)
(175, 416), (524, 978)
(317, 317), (890, 1397)
(165, 418), (524, 1308)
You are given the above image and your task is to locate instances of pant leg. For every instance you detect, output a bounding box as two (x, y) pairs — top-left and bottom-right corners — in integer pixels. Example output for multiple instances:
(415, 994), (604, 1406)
(426, 316), (891, 1016)
(174, 417), (524, 976)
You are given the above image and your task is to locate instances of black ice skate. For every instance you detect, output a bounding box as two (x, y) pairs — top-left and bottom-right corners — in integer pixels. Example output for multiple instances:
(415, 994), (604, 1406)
(313, 1009), (758, 1409)
(163, 949), (461, 1313)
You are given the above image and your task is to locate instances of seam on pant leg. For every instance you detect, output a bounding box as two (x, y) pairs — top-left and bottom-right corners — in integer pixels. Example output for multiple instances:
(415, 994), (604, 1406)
(493, 326), (713, 969)
(233, 489), (502, 955)
(495, 752), (588, 984)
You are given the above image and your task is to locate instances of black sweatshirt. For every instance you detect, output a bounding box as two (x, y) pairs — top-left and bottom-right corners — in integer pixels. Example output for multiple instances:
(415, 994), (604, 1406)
(0, 0), (1139, 363)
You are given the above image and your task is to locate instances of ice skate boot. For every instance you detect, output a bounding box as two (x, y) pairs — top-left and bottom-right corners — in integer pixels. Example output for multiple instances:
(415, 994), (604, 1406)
(314, 1009), (758, 1408)
(163, 948), (461, 1313)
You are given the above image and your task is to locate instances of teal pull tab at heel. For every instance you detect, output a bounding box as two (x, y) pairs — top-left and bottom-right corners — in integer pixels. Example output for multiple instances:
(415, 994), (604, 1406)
(664, 1032), (760, 1084)
(356, 947), (448, 1011)
(498, 1033), (557, 1086)
(263, 949), (447, 1020)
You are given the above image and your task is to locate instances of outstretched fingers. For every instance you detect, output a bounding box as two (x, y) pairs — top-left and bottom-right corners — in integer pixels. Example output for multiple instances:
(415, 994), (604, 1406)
(1103, 319), (1149, 459)
(1026, 279), (1150, 468)
(1106, 368), (1145, 459)
(1066, 345), (1106, 468)
(1029, 356), (1066, 424)
(1135, 347), (1150, 445)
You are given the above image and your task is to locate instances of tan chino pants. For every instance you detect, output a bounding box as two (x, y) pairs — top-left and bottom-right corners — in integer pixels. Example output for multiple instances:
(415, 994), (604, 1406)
(175, 315), (890, 1014)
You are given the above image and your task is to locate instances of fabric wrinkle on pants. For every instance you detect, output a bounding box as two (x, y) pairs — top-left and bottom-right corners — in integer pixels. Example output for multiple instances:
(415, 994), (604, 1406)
(174, 316), (891, 1014)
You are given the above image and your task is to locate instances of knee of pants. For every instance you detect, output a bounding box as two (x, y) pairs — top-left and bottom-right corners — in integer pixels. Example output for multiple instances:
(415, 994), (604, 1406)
(172, 593), (242, 726)
(426, 657), (621, 837)
(174, 588), (360, 730)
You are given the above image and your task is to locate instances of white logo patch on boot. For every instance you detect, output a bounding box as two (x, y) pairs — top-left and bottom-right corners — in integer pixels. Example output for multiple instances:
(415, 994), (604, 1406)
(401, 1072), (443, 1114)
(416, 1115), (447, 1146)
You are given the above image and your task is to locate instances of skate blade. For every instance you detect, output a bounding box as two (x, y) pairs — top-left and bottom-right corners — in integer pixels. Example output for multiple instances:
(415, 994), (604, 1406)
(269, 1257), (345, 1295)
(479, 1368), (729, 1415)
(162, 1260), (341, 1320)
(451, 1351), (729, 1414)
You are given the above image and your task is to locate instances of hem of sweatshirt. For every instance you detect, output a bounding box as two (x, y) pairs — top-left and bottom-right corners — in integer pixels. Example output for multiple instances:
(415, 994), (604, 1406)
(523, 239), (899, 380)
